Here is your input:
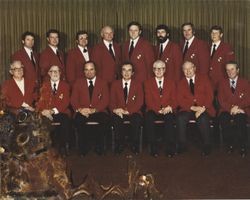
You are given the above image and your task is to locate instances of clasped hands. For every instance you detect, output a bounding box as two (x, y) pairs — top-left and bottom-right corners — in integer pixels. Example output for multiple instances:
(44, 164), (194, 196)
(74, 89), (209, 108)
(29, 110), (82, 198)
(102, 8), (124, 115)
(158, 105), (173, 115)
(113, 108), (129, 118)
(78, 108), (96, 118)
(230, 105), (245, 115)
(190, 106), (206, 118)
(41, 109), (54, 121)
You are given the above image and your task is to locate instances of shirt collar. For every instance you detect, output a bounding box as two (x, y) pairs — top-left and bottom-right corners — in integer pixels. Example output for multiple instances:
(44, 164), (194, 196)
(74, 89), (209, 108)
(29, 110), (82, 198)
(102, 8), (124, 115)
(122, 79), (131, 87)
(24, 46), (33, 56)
(160, 39), (169, 51)
(78, 45), (88, 52)
(87, 76), (96, 85)
(186, 35), (195, 46)
(130, 36), (140, 47)
(49, 45), (58, 54)
(212, 41), (221, 48)
(103, 40), (113, 49)
(51, 80), (60, 88)
(186, 75), (196, 83)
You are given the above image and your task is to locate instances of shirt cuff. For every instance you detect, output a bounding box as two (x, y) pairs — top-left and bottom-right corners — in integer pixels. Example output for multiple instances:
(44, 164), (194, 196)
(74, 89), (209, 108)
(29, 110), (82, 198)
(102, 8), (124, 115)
(52, 108), (59, 114)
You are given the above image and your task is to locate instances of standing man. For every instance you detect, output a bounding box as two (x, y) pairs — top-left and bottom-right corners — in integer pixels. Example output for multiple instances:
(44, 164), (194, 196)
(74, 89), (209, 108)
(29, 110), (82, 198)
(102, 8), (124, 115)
(36, 65), (71, 156)
(92, 26), (122, 85)
(218, 61), (250, 157)
(209, 25), (235, 90)
(40, 29), (65, 81)
(122, 21), (155, 83)
(11, 31), (40, 84)
(176, 61), (215, 156)
(155, 24), (182, 82)
(110, 62), (144, 154)
(180, 22), (210, 75)
(71, 61), (109, 156)
(144, 60), (177, 157)
(1, 60), (36, 115)
(66, 31), (91, 87)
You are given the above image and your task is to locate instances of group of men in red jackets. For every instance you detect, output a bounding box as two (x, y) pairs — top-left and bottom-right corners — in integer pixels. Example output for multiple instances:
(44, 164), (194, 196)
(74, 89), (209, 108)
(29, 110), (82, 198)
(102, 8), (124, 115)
(2, 21), (250, 158)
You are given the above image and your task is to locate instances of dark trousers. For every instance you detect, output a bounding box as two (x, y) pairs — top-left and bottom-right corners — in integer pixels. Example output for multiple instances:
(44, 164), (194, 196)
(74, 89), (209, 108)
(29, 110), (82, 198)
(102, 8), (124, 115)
(145, 110), (175, 152)
(52, 113), (70, 150)
(177, 111), (211, 148)
(219, 112), (247, 148)
(112, 113), (142, 149)
(74, 112), (110, 154)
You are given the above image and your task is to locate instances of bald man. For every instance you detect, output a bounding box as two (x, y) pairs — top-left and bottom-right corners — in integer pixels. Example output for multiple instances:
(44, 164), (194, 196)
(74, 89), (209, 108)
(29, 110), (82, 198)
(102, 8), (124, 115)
(92, 25), (122, 85)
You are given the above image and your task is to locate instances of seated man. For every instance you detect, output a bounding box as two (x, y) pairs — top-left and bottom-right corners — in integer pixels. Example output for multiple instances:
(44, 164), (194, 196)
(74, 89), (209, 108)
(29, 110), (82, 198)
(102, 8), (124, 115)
(218, 61), (250, 157)
(176, 61), (215, 156)
(144, 60), (177, 157)
(36, 65), (71, 156)
(2, 60), (36, 115)
(110, 62), (143, 154)
(71, 61), (109, 156)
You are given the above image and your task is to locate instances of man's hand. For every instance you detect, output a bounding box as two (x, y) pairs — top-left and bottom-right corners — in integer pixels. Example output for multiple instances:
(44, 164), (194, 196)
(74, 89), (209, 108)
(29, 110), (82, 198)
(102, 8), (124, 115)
(41, 109), (53, 120)
(159, 106), (173, 115)
(113, 108), (129, 118)
(78, 108), (92, 118)
(191, 106), (206, 118)
(230, 105), (245, 115)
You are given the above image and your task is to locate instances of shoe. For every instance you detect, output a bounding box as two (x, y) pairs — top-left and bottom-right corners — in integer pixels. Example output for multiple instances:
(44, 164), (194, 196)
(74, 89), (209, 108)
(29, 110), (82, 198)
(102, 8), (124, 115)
(150, 144), (159, 157)
(202, 146), (211, 156)
(115, 145), (124, 154)
(165, 148), (174, 158)
(95, 146), (104, 156)
(177, 144), (187, 154)
(227, 145), (234, 154)
(131, 145), (139, 155)
(240, 148), (246, 158)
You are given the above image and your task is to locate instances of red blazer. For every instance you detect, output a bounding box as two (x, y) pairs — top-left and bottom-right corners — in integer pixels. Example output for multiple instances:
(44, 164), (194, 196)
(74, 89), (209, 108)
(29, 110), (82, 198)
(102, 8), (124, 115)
(180, 37), (210, 75)
(109, 79), (143, 114)
(39, 46), (65, 81)
(154, 41), (182, 82)
(144, 78), (177, 113)
(66, 47), (92, 86)
(11, 48), (40, 82)
(1, 78), (36, 112)
(92, 42), (122, 84)
(177, 74), (215, 117)
(209, 42), (235, 89)
(218, 77), (250, 116)
(36, 80), (70, 115)
(122, 37), (155, 83)
(71, 77), (109, 112)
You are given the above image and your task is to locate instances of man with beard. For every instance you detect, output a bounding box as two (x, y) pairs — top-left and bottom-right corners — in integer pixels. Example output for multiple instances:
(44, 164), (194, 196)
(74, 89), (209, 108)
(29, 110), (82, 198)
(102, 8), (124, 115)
(154, 24), (182, 82)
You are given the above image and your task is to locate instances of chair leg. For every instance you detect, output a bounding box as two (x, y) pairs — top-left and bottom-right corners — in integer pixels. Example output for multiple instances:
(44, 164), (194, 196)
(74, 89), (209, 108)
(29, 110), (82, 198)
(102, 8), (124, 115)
(139, 126), (143, 153)
(111, 126), (115, 152)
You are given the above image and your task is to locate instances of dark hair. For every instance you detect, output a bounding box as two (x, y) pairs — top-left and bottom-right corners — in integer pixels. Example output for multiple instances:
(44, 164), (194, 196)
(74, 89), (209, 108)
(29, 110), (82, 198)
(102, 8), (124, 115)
(210, 25), (223, 34)
(155, 24), (170, 34)
(21, 31), (35, 40)
(181, 22), (195, 32)
(226, 61), (239, 69)
(46, 29), (60, 38)
(127, 21), (142, 31)
(84, 60), (96, 70)
(76, 30), (88, 40)
(121, 61), (135, 73)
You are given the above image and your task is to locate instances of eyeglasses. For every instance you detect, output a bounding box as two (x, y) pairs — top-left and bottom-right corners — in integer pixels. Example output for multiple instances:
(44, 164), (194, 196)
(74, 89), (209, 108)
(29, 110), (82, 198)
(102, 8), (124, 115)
(12, 67), (24, 71)
(153, 67), (165, 71)
(49, 70), (60, 73)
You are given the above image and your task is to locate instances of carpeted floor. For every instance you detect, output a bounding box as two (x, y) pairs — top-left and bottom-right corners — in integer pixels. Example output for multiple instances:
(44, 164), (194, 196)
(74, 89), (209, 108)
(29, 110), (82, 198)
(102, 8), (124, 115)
(67, 144), (250, 199)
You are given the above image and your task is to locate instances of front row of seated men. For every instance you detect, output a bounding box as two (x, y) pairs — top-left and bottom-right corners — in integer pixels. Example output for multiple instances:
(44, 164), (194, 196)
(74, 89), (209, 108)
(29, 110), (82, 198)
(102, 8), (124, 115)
(1, 59), (250, 157)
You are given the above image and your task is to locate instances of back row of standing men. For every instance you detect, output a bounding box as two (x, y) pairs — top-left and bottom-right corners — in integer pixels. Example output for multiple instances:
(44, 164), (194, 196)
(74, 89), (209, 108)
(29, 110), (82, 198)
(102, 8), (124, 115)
(10, 22), (234, 88)
(3, 22), (250, 158)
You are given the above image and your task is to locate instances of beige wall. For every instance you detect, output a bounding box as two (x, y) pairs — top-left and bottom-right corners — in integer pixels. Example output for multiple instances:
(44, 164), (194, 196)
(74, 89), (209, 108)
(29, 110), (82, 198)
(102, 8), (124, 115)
(0, 0), (249, 82)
